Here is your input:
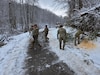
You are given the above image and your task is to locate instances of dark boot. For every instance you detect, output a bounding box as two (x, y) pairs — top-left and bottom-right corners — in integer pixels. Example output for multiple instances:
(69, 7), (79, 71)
(62, 41), (65, 50)
(60, 43), (62, 49)
(78, 36), (80, 44)
(59, 40), (62, 49)
(62, 45), (64, 50)
(74, 37), (77, 46)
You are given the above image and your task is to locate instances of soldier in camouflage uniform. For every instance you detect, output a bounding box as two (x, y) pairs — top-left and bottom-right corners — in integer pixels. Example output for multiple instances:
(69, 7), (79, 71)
(43, 25), (49, 42)
(57, 25), (67, 50)
(32, 24), (41, 47)
(74, 29), (84, 46)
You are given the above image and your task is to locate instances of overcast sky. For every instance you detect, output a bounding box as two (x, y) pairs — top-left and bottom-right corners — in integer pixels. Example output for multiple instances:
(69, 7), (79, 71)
(17, 0), (67, 17)
(38, 0), (67, 17)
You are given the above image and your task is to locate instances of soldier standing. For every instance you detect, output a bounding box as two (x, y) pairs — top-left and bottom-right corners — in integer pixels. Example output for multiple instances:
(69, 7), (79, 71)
(43, 25), (49, 42)
(32, 24), (41, 47)
(57, 25), (67, 50)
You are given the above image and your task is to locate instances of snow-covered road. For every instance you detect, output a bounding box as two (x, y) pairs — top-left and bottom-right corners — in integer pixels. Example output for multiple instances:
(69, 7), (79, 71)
(48, 28), (100, 75)
(0, 27), (100, 75)
(25, 33), (74, 75)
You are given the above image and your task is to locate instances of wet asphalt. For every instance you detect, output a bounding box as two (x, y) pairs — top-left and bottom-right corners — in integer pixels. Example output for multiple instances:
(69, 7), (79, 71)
(24, 33), (75, 75)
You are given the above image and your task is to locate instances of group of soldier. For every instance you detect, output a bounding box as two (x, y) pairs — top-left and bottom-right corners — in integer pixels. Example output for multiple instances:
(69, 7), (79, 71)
(57, 25), (85, 50)
(29, 24), (49, 47)
(29, 24), (84, 50)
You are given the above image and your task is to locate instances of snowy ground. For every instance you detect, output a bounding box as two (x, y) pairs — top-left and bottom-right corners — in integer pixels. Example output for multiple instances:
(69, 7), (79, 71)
(0, 27), (100, 75)
(0, 33), (30, 75)
(48, 27), (100, 75)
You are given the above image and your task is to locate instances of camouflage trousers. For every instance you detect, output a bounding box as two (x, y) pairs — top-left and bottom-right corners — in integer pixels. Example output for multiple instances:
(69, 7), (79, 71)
(44, 33), (48, 42)
(59, 37), (66, 50)
(33, 35), (41, 47)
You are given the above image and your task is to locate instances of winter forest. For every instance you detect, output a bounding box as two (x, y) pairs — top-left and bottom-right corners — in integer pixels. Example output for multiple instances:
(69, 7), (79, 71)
(0, 0), (100, 75)
(0, 0), (65, 34)
(0, 0), (100, 41)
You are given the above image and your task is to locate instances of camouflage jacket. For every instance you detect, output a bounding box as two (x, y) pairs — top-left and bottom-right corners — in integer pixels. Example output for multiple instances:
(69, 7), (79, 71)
(75, 30), (84, 37)
(29, 27), (33, 31)
(57, 28), (66, 38)
(44, 27), (49, 34)
(32, 28), (39, 36)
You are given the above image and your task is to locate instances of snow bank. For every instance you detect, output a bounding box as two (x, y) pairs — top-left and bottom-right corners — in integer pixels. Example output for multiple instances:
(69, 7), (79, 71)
(0, 32), (30, 75)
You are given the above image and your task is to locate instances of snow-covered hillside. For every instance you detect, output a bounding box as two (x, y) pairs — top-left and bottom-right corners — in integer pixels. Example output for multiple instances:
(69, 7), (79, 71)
(0, 27), (100, 75)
